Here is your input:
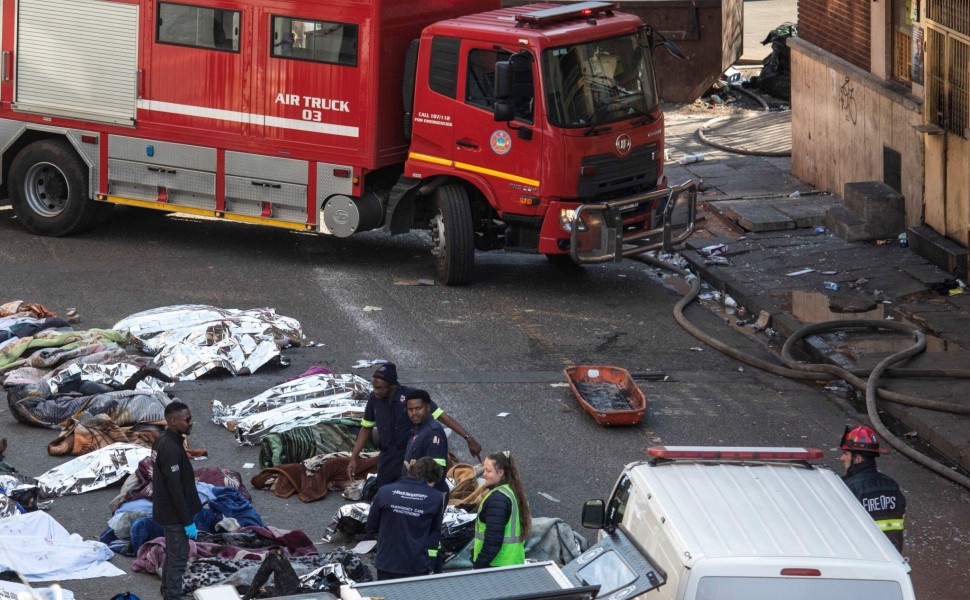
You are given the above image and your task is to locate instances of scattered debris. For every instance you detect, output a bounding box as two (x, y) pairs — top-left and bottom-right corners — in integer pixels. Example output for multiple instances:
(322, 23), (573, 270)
(753, 310), (772, 331)
(362, 306), (382, 312)
(65, 307), (80, 325)
(823, 281), (840, 291)
(538, 492), (561, 503)
(786, 268), (814, 276)
(392, 278), (435, 286)
(351, 359), (387, 369)
(679, 153), (705, 165)
(497, 412), (510, 417)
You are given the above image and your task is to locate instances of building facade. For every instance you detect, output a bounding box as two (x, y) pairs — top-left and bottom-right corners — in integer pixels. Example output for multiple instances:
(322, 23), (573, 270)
(792, 0), (968, 275)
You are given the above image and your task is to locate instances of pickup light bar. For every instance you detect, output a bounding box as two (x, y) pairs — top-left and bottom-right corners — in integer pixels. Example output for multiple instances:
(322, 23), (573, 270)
(646, 446), (825, 461)
(515, 1), (615, 28)
(781, 568), (823, 577)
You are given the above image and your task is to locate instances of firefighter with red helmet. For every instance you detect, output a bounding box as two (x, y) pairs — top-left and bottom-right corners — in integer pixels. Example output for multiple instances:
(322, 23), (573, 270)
(840, 424), (906, 552)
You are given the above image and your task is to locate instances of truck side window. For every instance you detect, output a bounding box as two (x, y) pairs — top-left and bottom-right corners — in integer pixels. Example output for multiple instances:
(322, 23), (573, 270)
(607, 474), (632, 528)
(429, 37), (461, 98)
(271, 16), (358, 66)
(466, 49), (534, 123)
(157, 2), (239, 52)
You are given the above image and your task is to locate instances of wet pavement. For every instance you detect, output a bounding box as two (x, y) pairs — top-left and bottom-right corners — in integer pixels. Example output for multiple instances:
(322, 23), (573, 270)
(661, 106), (970, 473)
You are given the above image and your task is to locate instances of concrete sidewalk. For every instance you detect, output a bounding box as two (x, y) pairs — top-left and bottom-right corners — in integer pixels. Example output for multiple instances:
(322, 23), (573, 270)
(661, 109), (970, 472)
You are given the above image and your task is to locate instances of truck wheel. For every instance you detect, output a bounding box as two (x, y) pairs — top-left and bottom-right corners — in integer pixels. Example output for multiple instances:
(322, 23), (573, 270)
(430, 184), (474, 286)
(9, 139), (94, 236)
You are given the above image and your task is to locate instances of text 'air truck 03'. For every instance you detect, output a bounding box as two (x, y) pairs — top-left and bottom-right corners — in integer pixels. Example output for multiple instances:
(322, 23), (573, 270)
(0, 0), (695, 284)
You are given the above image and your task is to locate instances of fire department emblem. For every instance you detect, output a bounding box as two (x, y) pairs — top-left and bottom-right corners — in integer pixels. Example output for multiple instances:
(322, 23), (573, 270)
(615, 133), (632, 156)
(490, 130), (512, 155)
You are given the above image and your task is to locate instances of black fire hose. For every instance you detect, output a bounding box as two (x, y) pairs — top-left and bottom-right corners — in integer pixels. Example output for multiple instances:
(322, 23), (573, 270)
(631, 252), (970, 490)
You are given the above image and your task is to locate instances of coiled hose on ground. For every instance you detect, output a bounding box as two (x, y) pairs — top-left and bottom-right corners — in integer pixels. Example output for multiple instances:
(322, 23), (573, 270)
(631, 252), (970, 490)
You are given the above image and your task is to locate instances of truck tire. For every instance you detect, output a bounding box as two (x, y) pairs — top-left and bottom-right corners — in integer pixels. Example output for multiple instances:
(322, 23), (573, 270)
(430, 184), (474, 286)
(9, 139), (95, 236)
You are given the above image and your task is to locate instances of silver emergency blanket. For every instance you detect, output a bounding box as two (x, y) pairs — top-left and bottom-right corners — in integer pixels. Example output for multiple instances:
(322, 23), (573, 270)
(49, 361), (170, 393)
(0, 475), (43, 516)
(322, 502), (370, 542)
(234, 398), (364, 445)
(113, 305), (304, 380)
(300, 562), (352, 591)
(212, 373), (370, 429)
(34, 443), (150, 498)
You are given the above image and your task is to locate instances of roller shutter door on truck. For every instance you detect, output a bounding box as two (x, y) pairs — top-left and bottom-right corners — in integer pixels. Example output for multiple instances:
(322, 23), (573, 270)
(15, 0), (138, 125)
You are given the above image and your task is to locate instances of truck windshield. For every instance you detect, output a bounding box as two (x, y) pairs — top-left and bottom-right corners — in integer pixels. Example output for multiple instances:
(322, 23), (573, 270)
(542, 33), (658, 128)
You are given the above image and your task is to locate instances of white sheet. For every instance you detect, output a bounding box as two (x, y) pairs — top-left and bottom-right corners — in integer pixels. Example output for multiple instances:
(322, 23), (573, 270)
(0, 580), (75, 600)
(0, 511), (124, 581)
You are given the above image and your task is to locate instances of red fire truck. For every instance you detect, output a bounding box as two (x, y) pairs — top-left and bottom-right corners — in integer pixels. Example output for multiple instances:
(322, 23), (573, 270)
(0, 0), (695, 284)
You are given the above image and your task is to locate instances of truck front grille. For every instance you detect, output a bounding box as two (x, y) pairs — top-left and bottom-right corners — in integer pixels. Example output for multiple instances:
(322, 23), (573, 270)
(577, 144), (659, 201)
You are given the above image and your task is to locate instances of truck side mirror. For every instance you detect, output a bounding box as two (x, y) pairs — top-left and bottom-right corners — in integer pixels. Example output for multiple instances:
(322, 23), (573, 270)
(582, 499), (606, 529)
(494, 60), (513, 100)
(494, 99), (515, 122)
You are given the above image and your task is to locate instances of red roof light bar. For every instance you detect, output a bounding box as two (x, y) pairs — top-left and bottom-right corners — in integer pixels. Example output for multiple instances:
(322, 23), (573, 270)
(515, 1), (615, 28)
(647, 446), (825, 461)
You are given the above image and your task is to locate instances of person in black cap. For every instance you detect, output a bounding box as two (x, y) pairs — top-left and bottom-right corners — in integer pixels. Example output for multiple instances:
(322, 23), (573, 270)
(347, 362), (480, 495)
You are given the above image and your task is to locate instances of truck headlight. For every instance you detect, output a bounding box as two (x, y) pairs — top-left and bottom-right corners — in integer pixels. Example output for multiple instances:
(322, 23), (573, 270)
(560, 208), (588, 232)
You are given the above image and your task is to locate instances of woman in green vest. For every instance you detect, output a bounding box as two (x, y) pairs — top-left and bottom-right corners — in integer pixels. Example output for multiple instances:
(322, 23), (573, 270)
(472, 451), (531, 568)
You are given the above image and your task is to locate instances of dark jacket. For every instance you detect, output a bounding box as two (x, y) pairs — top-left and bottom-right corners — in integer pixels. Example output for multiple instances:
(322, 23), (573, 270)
(843, 459), (906, 552)
(404, 417), (449, 493)
(366, 476), (445, 576)
(473, 485), (513, 568)
(152, 429), (202, 526)
(363, 385), (441, 487)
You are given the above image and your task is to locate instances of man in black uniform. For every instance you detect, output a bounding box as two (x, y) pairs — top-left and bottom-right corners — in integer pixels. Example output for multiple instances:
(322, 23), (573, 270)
(403, 389), (449, 495)
(153, 401), (203, 600)
(840, 424), (906, 552)
(365, 457), (445, 580)
(347, 363), (480, 495)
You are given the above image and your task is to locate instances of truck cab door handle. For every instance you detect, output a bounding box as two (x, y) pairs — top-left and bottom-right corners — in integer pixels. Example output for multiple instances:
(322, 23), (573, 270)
(456, 139), (479, 149)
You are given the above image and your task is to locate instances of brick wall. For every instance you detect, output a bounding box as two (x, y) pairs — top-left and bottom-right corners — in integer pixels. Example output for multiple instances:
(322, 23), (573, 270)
(798, 0), (871, 71)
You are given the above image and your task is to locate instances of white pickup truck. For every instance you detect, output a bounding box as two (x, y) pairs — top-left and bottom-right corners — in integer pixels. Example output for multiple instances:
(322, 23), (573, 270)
(579, 446), (916, 600)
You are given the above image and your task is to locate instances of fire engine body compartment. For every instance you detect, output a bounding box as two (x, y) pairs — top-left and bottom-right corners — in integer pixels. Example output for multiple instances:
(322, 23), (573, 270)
(0, 0), (498, 229)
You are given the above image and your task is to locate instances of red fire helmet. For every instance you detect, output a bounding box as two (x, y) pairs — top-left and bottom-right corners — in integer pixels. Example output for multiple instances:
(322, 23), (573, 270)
(840, 425), (890, 455)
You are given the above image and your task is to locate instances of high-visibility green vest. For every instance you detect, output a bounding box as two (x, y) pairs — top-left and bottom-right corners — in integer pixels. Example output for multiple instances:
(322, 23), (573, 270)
(472, 484), (525, 567)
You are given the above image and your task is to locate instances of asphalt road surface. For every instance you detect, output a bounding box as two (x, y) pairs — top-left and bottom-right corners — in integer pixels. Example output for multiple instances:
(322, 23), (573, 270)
(1, 204), (967, 600)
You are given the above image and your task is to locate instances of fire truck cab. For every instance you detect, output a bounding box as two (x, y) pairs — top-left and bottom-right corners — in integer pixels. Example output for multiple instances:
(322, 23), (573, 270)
(0, 0), (695, 284)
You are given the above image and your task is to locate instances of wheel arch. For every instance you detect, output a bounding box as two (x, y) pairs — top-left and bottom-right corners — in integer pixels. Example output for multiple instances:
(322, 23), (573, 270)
(389, 173), (494, 235)
(0, 125), (99, 200)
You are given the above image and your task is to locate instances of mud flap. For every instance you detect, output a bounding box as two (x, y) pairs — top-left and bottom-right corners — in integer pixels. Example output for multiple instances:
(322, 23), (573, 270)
(561, 526), (666, 599)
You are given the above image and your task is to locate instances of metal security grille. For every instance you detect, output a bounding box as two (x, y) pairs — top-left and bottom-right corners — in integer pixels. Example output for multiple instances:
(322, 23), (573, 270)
(926, 25), (970, 135)
(893, 29), (913, 83)
(928, 0), (970, 35)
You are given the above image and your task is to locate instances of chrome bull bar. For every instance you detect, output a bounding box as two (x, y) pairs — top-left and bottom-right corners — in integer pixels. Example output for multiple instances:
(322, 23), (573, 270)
(568, 180), (697, 264)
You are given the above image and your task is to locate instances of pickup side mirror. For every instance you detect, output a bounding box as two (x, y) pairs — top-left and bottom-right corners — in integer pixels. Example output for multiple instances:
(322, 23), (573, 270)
(582, 499), (606, 529)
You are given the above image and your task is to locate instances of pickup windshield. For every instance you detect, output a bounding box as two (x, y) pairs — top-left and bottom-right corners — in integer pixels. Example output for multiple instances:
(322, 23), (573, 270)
(542, 33), (658, 128)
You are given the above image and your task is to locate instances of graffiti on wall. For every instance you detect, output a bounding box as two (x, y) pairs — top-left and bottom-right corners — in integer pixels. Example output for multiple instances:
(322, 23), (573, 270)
(839, 77), (858, 125)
